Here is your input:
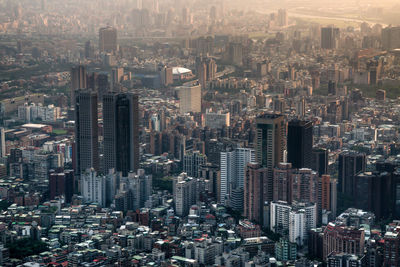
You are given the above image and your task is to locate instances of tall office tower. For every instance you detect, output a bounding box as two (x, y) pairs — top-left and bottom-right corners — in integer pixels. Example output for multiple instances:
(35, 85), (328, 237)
(382, 26), (400, 50)
(255, 113), (286, 202)
(84, 40), (95, 59)
(81, 168), (106, 207)
(338, 151), (366, 195)
(287, 120), (313, 169)
(71, 65), (87, 106)
(99, 26), (118, 53)
(354, 172), (393, 220)
(97, 73), (109, 101)
(183, 150), (207, 178)
(182, 7), (190, 25)
(312, 148), (328, 176)
(220, 148), (255, 208)
(321, 27), (340, 49)
(210, 6), (217, 24)
(0, 127), (5, 158)
(255, 113), (286, 168)
(273, 163), (293, 202)
(74, 90), (99, 175)
(103, 92), (139, 176)
(270, 201), (317, 246)
(277, 9), (288, 27)
(176, 84), (202, 114)
(244, 163), (269, 224)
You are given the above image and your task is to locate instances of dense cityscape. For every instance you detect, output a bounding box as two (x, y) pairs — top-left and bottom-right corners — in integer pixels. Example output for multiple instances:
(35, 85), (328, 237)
(2, 0), (400, 266)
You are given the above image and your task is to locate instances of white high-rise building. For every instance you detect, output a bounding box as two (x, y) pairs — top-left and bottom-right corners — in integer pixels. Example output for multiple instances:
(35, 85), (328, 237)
(174, 173), (197, 217)
(220, 148), (255, 207)
(176, 84), (201, 114)
(82, 168), (106, 207)
(270, 201), (316, 246)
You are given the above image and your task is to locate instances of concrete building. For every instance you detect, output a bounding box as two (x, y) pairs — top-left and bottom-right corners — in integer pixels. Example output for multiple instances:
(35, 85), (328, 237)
(174, 173), (197, 217)
(244, 163), (269, 224)
(0, 128), (5, 158)
(176, 84), (202, 114)
(183, 150), (207, 178)
(81, 168), (106, 207)
(270, 201), (317, 246)
(99, 26), (117, 53)
(323, 223), (365, 260)
(220, 147), (255, 208)
(204, 110), (230, 129)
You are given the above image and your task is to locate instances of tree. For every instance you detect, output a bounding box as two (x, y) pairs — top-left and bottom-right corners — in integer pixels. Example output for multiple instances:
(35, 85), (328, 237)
(7, 238), (48, 259)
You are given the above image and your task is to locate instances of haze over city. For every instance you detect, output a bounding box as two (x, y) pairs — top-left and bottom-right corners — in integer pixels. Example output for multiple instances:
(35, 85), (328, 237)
(1, 0), (400, 266)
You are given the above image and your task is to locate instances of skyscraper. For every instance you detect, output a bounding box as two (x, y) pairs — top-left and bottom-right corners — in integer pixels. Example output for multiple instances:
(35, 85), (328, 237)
(74, 90), (99, 175)
(103, 92), (139, 176)
(321, 27), (340, 49)
(244, 162), (269, 224)
(220, 148), (255, 208)
(338, 151), (366, 195)
(255, 113), (286, 203)
(312, 148), (328, 176)
(277, 9), (288, 27)
(273, 162), (293, 202)
(71, 65), (87, 106)
(287, 120), (313, 169)
(255, 113), (286, 169)
(99, 26), (118, 53)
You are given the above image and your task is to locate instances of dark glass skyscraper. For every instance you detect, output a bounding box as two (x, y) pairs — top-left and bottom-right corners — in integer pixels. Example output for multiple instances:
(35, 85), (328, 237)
(338, 151), (366, 195)
(71, 65), (87, 106)
(287, 120), (313, 169)
(312, 148), (328, 176)
(103, 92), (139, 176)
(74, 90), (99, 174)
